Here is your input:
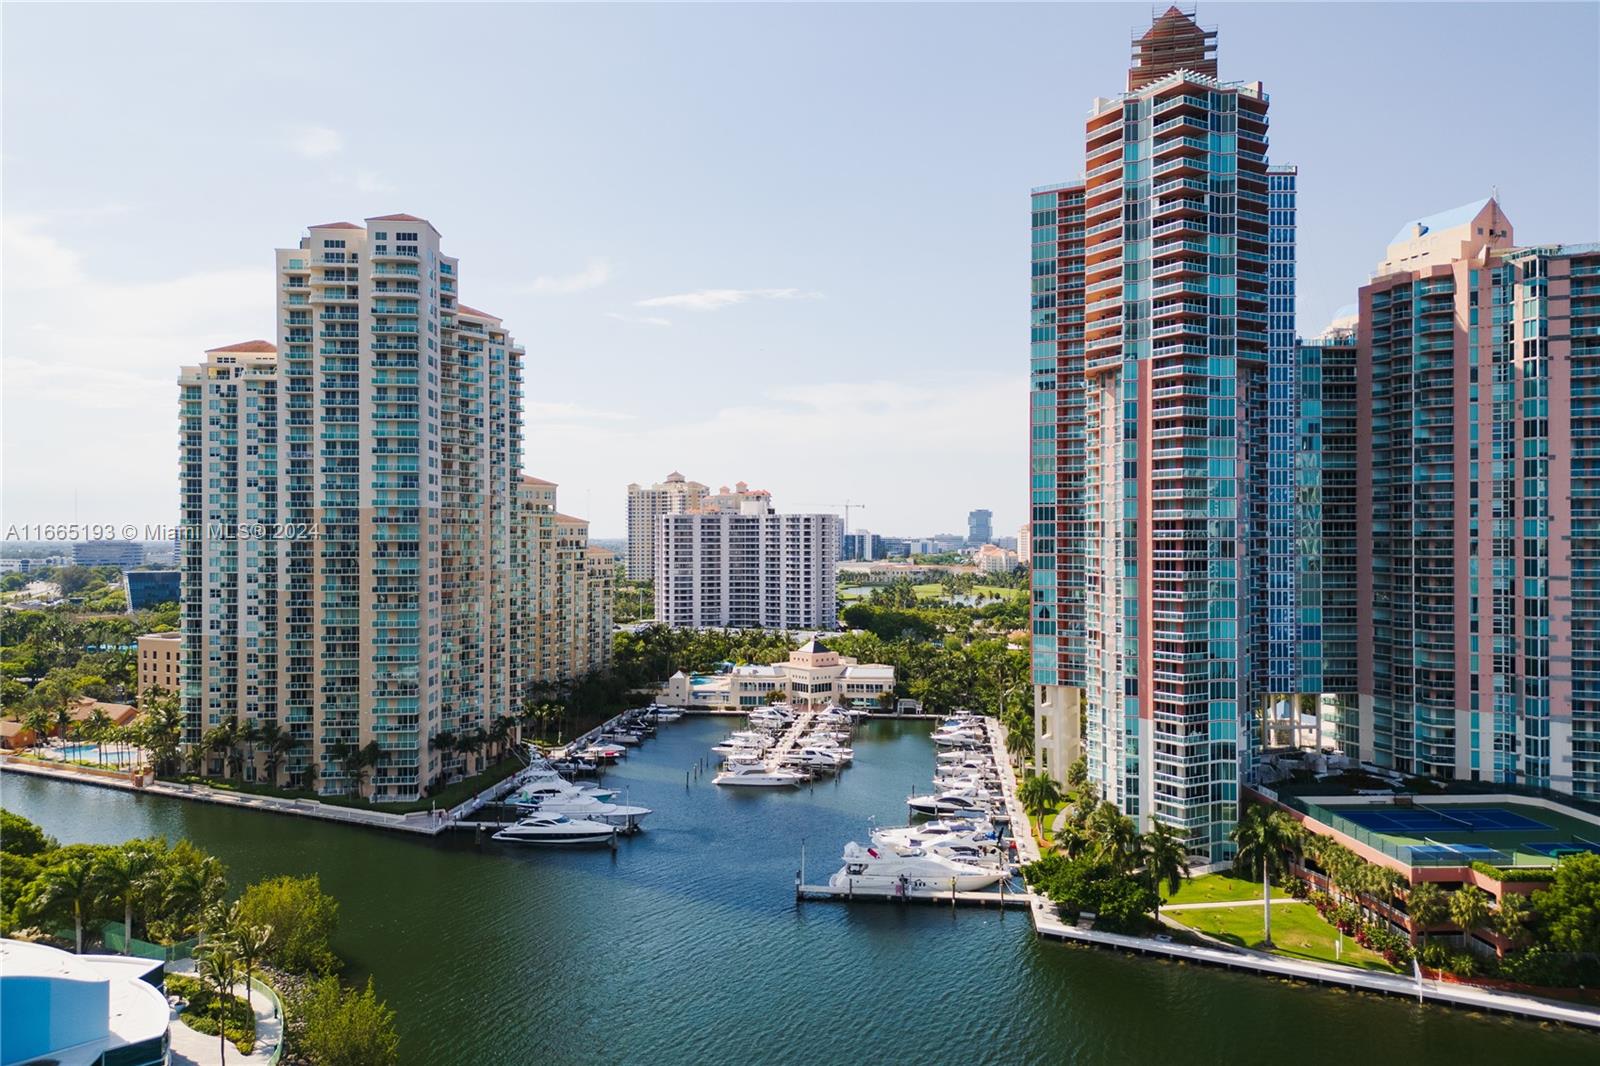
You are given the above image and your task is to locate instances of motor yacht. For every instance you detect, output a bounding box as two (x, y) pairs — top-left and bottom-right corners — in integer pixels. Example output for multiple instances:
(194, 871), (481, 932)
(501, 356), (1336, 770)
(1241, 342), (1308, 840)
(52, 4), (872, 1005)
(582, 742), (627, 762)
(713, 762), (808, 787)
(907, 789), (997, 818)
(778, 747), (849, 771)
(600, 730), (643, 746)
(492, 813), (617, 846)
(653, 708), (684, 722)
(828, 841), (1004, 893)
(508, 777), (618, 810)
(872, 819), (999, 851)
(931, 729), (986, 749)
(527, 794), (653, 831)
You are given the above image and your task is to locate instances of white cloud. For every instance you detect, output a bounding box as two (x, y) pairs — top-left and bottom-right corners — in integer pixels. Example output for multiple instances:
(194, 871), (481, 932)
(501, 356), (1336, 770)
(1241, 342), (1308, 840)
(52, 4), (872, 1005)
(2, 217), (272, 526)
(528, 258), (612, 294)
(605, 311), (671, 327)
(521, 373), (1023, 537)
(635, 287), (820, 312)
(286, 124), (343, 159)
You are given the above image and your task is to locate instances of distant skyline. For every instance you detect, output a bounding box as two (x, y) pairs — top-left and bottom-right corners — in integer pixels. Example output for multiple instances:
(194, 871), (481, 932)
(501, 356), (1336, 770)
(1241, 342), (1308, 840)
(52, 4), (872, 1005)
(3, 3), (1596, 538)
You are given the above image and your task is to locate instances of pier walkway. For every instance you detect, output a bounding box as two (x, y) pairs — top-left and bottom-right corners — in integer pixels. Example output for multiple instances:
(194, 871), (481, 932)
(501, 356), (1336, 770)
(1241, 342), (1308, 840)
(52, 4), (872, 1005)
(768, 711), (819, 759)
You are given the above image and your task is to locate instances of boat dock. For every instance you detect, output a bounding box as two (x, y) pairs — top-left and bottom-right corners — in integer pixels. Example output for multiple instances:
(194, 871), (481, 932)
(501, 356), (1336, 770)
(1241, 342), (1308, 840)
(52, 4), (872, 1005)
(795, 881), (1028, 908)
(767, 711), (818, 758)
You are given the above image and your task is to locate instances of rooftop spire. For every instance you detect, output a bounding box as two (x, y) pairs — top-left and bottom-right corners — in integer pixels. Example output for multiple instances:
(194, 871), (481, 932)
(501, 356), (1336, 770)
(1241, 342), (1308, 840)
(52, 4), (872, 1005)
(1129, 6), (1217, 91)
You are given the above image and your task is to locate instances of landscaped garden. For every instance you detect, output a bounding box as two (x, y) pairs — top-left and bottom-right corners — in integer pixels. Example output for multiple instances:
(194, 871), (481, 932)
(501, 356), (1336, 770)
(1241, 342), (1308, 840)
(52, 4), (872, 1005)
(1170, 900), (1400, 972)
(1165, 871), (1271, 907)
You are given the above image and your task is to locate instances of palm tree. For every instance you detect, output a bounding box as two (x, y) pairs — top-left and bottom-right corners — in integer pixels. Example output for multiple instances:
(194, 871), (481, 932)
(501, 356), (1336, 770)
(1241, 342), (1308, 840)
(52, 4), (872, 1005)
(1229, 805), (1303, 948)
(1493, 892), (1531, 951)
(138, 686), (186, 774)
(228, 902), (271, 1011)
(86, 707), (113, 766)
(1406, 881), (1448, 950)
(238, 718), (261, 779)
(1051, 819), (1093, 859)
(1087, 802), (1141, 873)
(21, 704), (53, 750)
(1004, 724), (1034, 767)
(37, 859), (96, 953)
(195, 935), (240, 1066)
(164, 857), (227, 940)
(1141, 821), (1192, 918)
(1018, 771), (1062, 830)
(259, 721), (285, 785)
(1449, 886), (1492, 942)
(92, 845), (156, 953)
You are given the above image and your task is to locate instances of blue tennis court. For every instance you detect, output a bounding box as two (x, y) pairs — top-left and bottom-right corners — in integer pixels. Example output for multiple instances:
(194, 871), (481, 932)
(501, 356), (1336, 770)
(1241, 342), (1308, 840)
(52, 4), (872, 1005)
(1408, 843), (1510, 863)
(1338, 806), (1551, 834)
(1525, 840), (1600, 857)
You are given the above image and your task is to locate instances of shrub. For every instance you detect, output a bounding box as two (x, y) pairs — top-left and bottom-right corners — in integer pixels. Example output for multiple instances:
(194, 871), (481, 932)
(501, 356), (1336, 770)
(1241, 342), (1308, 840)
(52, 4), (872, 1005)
(298, 976), (400, 1066)
(1, 809), (57, 857)
(173, 973), (257, 1054)
(1022, 854), (1159, 931)
(234, 874), (340, 975)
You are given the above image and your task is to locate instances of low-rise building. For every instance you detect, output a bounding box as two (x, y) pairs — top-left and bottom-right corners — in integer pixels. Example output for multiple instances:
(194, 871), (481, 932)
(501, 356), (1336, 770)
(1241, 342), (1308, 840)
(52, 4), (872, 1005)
(658, 637), (895, 711)
(123, 570), (180, 611)
(136, 632), (182, 697)
(71, 540), (145, 569)
(973, 544), (1018, 574)
(0, 938), (170, 1066)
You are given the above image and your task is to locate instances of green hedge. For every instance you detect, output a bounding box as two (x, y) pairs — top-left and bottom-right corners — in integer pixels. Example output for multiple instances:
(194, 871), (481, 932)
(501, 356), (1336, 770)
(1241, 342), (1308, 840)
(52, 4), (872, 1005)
(1469, 859), (1558, 883)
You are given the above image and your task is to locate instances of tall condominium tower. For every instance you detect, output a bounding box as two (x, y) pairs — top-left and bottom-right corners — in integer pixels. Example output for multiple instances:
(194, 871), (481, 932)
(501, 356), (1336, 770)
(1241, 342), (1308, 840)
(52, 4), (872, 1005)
(1031, 8), (1292, 859)
(625, 472), (708, 579)
(1333, 198), (1599, 796)
(179, 216), (524, 801)
(655, 501), (841, 630)
(511, 476), (614, 693)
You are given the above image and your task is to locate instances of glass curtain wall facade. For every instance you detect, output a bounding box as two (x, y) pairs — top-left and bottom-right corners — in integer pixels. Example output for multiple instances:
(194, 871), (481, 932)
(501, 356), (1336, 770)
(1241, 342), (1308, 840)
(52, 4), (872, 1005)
(1031, 9), (1288, 859)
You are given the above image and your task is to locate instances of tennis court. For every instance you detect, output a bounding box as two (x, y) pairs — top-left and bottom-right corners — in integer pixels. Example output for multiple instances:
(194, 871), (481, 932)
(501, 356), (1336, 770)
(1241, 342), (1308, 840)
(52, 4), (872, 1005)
(1306, 798), (1600, 868)
(1338, 806), (1550, 835)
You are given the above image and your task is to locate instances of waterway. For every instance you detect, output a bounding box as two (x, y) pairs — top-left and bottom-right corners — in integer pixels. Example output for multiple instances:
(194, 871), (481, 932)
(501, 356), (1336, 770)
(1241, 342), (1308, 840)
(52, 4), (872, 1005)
(4, 718), (1592, 1064)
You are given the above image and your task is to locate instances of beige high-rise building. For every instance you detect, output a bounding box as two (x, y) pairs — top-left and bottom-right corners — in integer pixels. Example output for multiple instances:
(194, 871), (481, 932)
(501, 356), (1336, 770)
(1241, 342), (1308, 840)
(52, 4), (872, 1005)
(625, 472), (707, 579)
(512, 476), (614, 695)
(179, 215), (524, 801)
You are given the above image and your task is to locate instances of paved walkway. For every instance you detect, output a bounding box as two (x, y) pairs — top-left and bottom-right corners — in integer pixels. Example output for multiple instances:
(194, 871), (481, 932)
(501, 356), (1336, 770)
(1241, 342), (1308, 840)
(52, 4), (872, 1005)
(166, 962), (282, 1066)
(0, 754), (512, 836)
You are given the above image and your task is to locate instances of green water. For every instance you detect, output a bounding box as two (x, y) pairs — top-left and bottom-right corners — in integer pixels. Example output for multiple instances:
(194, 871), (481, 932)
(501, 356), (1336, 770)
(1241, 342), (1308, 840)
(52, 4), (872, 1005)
(5, 718), (1592, 1064)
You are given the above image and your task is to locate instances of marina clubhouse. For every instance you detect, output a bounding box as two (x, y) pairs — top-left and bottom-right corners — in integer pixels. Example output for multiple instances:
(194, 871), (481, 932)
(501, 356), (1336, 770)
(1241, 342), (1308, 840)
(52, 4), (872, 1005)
(658, 638), (896, 712)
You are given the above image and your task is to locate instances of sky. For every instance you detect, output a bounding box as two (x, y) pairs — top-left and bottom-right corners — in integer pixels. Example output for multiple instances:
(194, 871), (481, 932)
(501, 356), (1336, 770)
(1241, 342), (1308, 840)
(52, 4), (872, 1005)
(3, 3), (1596, 540)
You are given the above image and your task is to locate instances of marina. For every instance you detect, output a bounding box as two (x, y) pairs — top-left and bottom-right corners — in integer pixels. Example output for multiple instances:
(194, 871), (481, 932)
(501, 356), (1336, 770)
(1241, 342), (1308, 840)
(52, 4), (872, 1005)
(4, 717), (1595, 1065)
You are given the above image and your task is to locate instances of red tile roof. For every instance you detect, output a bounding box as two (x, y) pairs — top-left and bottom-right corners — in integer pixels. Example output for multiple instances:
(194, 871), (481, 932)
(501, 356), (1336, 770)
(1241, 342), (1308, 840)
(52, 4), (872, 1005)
(207, 340), (277, 354)
(369, 213), (427, 222)
(553, 513), (590, 524)
(521, 475), (558, 487)
(456, 303), (501, 321)
(310, 221), (362, 230)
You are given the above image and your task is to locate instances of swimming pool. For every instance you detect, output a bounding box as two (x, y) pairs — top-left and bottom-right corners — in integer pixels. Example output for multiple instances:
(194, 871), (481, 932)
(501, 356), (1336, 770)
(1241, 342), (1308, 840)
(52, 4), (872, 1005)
(59, 743), (139, 766)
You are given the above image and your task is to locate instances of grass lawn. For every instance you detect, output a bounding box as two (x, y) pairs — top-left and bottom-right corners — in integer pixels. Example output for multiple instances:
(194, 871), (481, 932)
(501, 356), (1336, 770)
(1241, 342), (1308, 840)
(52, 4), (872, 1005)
(1170, 901), (1400, 973)
(166, 755), (526, 815)
(1166, 872), (1274, 906)
(973, 584), (1027, 602)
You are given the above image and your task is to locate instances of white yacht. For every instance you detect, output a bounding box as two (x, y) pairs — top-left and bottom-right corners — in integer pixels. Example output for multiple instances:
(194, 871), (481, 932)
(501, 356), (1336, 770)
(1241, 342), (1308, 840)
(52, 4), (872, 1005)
(509, 777), (618, 810)
(778, 746), (850, 771)
(713, 762), (808, 787)
(907, 789), (997, 818)
(872, 818), (999, 850)
(653, 708), (684, 723)
(527, 794), (653, 831)
(492, 813), (617, 846)
(582, 742), (627, 762)
(828, 841), (1003, 893)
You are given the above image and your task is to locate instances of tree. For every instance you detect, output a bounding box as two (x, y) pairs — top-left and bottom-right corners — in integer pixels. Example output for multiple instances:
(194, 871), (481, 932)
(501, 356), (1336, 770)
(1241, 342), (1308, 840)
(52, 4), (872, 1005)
(300, 976), (401, 1066)
(1494, 891), (1532, 951)
(229, 902), (272, 1011)
(195, 935), (240, 1066)
(1407, 881), (1448, 949)
(138, 686), (185, 775)
(235, 874), (340, 975)
(1018, 771), (1062, 829)
(1229, 805), (1303, 948)
(35, 858), (96, 953)
(0, 808), (56, 856)
(1086, 802), (1141, 874)
(92, 844), (157, 953)
(1449, 886), (1492, 940)
(164, 855), (228, 940)
(1005, 723), (1034, 765)
(1141, 821), (1192, 917)
(1531, 852), (1600, 953)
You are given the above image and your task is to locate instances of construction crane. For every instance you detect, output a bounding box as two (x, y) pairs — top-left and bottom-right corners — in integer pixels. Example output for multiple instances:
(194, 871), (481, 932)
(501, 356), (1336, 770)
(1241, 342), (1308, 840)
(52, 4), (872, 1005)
(807, 500), (868, 534)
